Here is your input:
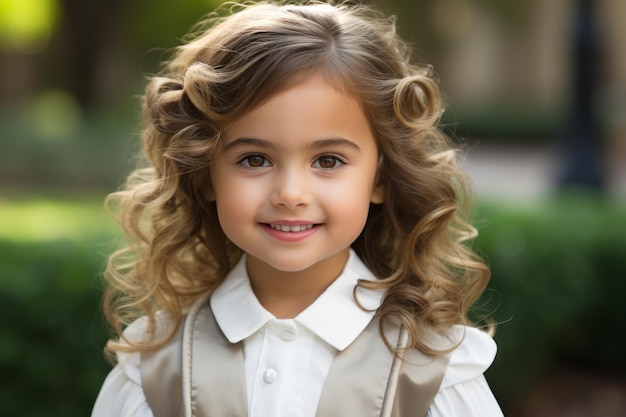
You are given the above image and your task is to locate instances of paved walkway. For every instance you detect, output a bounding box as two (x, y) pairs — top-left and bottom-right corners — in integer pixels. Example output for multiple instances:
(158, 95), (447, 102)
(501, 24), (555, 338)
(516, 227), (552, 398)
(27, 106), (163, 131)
(462, 145), (626, 201)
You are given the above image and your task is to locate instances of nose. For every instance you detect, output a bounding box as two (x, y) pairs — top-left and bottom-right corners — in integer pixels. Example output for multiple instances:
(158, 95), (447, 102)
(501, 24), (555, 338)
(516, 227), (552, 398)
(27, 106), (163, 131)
(270, 166), (312, 209)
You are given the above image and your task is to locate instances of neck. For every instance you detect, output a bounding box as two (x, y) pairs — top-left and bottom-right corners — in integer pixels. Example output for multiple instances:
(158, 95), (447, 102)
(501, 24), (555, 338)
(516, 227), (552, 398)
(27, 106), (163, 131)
(245, 250), (350, 319)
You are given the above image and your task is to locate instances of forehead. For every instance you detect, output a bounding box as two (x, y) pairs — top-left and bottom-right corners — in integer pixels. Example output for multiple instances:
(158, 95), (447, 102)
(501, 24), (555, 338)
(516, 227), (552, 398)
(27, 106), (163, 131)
(242, 66), (361, 115)
(222, 76), (374, 149)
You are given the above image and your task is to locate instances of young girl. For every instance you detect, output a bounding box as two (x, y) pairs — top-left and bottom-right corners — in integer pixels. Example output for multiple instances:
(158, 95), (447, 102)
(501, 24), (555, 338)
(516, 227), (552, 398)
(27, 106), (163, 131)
(92, 2), (503, 416)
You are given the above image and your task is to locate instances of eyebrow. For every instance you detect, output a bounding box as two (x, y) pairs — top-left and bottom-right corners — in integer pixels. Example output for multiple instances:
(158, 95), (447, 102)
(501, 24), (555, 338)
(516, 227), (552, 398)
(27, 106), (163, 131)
(222, 137), (362, 152)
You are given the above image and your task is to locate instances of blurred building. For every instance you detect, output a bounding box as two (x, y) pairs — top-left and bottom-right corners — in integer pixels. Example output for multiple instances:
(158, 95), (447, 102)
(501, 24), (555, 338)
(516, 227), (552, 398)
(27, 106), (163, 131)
(1, 0), (625, 195)
(408, 0), (626, 196)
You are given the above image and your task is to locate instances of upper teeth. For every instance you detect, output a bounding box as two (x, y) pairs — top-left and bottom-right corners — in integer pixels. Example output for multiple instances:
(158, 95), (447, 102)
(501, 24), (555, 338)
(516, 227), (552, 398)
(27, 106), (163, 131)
(270, 224), (314, 232)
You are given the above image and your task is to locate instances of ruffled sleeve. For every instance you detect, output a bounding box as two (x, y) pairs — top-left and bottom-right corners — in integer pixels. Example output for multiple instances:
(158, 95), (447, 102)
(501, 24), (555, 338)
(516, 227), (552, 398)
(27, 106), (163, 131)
(428, 326), (504, 417)
(91, 320), (155, 417)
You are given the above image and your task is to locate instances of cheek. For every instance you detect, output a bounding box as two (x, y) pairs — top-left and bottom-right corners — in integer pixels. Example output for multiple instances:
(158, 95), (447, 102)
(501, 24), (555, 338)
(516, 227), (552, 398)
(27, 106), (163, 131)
(214, 197), (251, 246)
(322, 177), (375, 218)
(213, 179), (263, 224)
(333, 169), (378, 199)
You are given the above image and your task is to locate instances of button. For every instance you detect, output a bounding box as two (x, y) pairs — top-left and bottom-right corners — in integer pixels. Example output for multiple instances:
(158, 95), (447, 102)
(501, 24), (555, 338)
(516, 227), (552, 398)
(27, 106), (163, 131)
(263, 369), (277, 384)
(281, 330), (296, 341)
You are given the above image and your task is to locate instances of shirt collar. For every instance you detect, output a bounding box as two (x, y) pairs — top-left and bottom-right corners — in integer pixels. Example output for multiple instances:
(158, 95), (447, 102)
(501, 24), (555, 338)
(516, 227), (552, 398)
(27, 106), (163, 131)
(210, 250), (385, 351)
(295, 251), (384, 350)
(210, 257), (274, 343)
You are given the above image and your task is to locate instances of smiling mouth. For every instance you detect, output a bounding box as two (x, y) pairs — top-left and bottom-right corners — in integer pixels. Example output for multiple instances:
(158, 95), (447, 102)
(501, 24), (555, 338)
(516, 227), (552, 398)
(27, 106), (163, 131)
(268, 224), (315, 232)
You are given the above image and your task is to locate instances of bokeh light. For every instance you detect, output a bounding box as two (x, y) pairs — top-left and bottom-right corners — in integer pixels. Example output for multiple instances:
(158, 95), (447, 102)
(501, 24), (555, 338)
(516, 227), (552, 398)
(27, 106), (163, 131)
(0, 0), (59, 53)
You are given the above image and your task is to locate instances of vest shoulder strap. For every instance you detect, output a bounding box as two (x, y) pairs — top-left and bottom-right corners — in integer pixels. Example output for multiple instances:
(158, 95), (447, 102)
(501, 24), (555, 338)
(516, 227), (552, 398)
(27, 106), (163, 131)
(141, 296), (452, 417)
(315, 318), (451, 417)
(140, 314), (186, 417)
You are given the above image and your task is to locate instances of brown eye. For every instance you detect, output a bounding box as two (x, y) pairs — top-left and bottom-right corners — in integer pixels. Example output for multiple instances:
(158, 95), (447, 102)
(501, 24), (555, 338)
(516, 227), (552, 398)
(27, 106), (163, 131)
(319, 156), (336, 168)
(245, 155), (267, 167)
(315, 155), (343, 169)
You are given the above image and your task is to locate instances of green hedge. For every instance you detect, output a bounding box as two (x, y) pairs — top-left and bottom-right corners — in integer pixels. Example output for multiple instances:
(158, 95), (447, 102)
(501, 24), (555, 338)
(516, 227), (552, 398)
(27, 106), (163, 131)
(474, 194), (626, 406)
(0, 240), (111, 417)
(0, 194), (624, 415)
(0, 197), (117, 417)
(441, 102), (563, 142)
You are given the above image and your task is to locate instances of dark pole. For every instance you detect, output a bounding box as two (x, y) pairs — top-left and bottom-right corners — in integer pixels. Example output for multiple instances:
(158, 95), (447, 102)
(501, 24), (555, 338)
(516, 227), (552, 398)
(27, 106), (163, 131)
(558, 0), (605, 190)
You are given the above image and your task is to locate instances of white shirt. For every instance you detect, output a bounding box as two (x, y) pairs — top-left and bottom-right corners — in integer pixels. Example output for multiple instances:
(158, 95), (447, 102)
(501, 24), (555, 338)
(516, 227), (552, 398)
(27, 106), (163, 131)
(92, 251), (504, 417)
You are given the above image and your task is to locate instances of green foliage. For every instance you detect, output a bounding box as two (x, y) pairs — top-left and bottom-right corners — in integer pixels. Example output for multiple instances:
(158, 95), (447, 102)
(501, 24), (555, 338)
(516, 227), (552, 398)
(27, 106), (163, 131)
(1, 195), (624, 415)
(0, 242), (115, 416)
(121, 0), (227, 74)
(473, 193), (626, 406)
(441, 102), (564, 141)
(0, 108), (139, 190)
(0, 196), (118, 417)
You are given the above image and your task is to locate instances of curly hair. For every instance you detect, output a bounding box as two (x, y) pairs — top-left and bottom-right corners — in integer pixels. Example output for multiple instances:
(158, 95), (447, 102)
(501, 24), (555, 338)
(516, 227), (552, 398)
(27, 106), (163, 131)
(103, 0), (490, 356)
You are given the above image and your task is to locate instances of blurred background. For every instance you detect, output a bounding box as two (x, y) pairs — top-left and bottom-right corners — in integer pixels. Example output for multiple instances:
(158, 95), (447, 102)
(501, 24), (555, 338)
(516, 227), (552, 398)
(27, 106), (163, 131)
(1, 0), (625, 416)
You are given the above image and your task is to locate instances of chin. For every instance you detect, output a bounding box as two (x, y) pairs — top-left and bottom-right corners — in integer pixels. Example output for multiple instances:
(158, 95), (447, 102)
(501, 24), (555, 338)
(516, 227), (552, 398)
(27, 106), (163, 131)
(265, 260), (316, 273)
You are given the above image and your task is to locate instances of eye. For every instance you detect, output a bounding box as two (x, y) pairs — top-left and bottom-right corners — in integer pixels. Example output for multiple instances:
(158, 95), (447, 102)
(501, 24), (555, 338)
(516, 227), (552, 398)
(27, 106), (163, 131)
(239, 154), (270, 168)
(313, 155), (345, 170)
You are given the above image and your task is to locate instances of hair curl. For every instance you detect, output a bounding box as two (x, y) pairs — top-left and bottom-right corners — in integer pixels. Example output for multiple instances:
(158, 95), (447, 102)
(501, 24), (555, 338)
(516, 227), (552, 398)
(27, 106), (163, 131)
(103, 0), (490, 357)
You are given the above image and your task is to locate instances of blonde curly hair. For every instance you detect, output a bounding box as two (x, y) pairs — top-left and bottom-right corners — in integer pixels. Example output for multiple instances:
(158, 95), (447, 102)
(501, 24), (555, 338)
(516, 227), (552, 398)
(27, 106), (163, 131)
(103, 0), (490, 356)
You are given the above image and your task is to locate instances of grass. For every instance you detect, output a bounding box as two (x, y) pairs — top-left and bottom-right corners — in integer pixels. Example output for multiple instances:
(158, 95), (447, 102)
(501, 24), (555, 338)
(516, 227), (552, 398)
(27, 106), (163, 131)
(0, 194), (118, 243)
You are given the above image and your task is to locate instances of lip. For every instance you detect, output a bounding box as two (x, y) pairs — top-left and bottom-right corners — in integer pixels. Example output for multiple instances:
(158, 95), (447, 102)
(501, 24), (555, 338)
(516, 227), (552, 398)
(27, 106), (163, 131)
(261, 221), (321, 242)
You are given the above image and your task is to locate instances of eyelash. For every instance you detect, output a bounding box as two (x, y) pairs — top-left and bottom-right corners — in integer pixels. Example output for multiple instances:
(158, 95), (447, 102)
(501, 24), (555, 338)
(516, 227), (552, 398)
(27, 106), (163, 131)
(312, 154), (346, 170)
(236, 153), (347, 171)
(237, 154), (270, 171)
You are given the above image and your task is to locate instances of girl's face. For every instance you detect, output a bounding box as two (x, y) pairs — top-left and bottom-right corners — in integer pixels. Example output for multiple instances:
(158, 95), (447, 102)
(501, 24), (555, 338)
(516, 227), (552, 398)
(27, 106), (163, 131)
(208, 76), (384, 281)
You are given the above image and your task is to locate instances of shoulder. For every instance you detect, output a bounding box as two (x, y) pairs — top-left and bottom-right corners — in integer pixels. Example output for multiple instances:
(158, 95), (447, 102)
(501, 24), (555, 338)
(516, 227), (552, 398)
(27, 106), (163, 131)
(100, 312), (177, 371)
(91, 313), (181, 417)
(126, 310), (181, 344)
(440, 325), (497, 389)
(91, 324), (151, 417)
(426, 325), (503, 417)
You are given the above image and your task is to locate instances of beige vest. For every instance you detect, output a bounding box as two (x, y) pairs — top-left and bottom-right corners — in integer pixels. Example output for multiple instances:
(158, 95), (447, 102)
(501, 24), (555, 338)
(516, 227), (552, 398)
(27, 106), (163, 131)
(141, 296), (451, 417)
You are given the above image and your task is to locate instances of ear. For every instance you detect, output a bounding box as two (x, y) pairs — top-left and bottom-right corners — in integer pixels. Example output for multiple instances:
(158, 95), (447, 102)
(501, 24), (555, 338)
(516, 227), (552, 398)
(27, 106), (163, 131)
(370, 182), (384, 204)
